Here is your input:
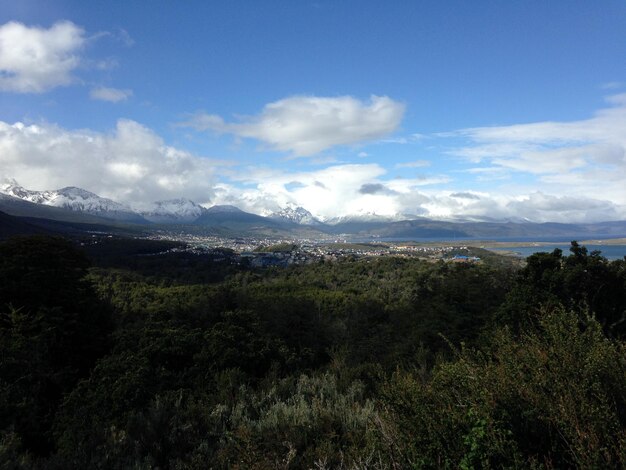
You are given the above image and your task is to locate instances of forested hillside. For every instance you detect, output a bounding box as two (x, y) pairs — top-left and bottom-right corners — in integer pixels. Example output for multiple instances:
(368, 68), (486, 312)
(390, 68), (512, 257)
(1, 236), (625, 468)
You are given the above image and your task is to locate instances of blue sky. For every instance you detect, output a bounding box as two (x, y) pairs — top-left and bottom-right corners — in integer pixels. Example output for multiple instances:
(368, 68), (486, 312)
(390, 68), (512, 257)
(1, 1), (626, 221)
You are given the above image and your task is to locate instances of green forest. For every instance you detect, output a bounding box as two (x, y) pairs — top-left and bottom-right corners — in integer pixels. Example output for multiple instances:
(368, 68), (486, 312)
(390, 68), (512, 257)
(1, 236), (625, 469)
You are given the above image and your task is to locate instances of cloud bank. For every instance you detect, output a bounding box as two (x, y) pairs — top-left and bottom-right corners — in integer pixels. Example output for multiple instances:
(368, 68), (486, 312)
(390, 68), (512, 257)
(183, 95), (405, 156)
(2, 89), (625, 223)
(0, 119), (215, 207)
(209, 162), (621, 223)
(0, 116), (622, 223)
(211, 164), (454, 221)
(452, 94), (626, 209)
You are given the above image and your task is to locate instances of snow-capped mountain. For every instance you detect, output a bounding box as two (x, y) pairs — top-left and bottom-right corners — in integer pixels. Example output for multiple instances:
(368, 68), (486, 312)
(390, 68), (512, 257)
(141, 198), (207, 223)
(50, 187), (134, 214)
(268, 205), (323, 225)
(324, 210), (413, 225)
(205, 204), (245, 214)
(194, 204), (278, 227)
(0, 179), (144, 222)
(1, 178), (56, 205)
(0, 179), (219, 224)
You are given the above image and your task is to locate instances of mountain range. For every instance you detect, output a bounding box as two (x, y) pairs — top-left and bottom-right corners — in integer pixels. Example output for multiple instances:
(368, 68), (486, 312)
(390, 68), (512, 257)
(2, 179), (626, 241)
(267, 205), (323, 225)
(0, 179), (147, 223)
(0, 179), (325, 226)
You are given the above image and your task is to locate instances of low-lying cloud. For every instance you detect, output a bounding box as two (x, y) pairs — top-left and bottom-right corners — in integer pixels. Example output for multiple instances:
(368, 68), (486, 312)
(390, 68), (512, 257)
(0, 119), (216, 207)
(1, 112), (624, 223)
(441, 93), (626, 222)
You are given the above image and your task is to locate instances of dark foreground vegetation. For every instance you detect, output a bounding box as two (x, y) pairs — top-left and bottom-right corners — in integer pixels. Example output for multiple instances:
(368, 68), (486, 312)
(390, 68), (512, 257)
(1, 236), (625, 469)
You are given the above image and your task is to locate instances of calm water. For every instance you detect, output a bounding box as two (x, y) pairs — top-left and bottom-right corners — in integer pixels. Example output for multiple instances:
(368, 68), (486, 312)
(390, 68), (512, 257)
(489, 244), (626, 260)
(343, 235), (626, 260)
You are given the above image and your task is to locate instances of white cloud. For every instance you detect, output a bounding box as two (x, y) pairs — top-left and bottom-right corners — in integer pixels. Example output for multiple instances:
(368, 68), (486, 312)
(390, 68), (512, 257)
(387, 175), (450, 191)
(308, 155), (342, 165)
(212, 164), (394, 218)
(401, 190), (622, 223)
(458, 94), (626, 146)
(90, 86), (133, 102)
(93, 57), (119, 71)
(506, 192), (620, 223)
(0, 117), (620, 223)
(194, 153), (623, 223)
(182, 95), (405, 156)
(209, 178), (612, 222)
(395, 159), (430, 169)
(0, 108), (623, 223)
(450, 94), (626, 212)
(0, 21), (85, 93)
(113, 28), (135, 47)
(463, 166), (511, 182)
(210, 163), (455, 220)
(601, 81), (623, 90)
(0, 119), (217, 207)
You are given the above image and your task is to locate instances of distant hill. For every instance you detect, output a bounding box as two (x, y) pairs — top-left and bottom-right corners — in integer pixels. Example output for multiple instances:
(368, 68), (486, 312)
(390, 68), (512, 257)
(329, 218), (626, 240)
(195, 205), (281, 229)
(0, 210), (52, 238)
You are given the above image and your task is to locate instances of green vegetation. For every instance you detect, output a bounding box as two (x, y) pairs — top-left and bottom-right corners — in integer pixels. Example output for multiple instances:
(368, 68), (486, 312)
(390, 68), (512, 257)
(1, 236), (624, 468)
(256, 242), (299, 252)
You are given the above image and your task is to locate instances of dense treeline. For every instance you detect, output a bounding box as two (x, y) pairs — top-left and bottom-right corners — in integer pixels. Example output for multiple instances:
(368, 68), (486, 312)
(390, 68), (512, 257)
(1, 236), (625, 468)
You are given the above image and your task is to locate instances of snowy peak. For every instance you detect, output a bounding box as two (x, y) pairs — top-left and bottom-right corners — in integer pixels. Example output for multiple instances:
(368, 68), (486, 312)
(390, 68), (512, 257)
(269, 205), (322, 225)
(58, 186), (97, 197)
(206, 204), (244, 214)
(0, 179), (212, 224)
(50, 186), (134, 214)
(141, 198), (207, 223)
(0, 179), (54, 205)
(0, 180), (143, 222)
(325, 211), (405, 225)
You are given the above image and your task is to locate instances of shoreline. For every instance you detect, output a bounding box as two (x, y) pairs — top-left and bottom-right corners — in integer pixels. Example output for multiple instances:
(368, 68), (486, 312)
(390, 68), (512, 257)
(382, 238), (626, 249)
(466, 238), (626, 249)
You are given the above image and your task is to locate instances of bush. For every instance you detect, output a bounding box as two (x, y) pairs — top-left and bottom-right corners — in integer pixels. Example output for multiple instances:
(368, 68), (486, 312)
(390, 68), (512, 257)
(381, 308), (626, 468)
